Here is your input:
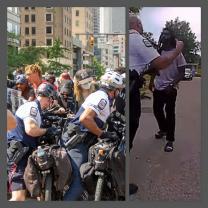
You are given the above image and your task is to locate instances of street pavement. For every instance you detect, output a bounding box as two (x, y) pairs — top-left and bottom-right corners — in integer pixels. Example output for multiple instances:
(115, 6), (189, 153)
(130, 77), (201, 201)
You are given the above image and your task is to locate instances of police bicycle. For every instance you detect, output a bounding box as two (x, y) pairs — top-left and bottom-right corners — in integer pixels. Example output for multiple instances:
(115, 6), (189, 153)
(80, 111), (126, 201)
(24, 113), (71, 201)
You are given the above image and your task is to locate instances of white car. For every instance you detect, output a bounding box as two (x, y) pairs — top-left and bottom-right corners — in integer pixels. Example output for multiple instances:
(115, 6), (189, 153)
(184, 68), (193, 80)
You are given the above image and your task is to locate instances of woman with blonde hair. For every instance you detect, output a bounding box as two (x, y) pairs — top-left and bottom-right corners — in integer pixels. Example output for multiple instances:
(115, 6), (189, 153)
(73, 69), (94, 112)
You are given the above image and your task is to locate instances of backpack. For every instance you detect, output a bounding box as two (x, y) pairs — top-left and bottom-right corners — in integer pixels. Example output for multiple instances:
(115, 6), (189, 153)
(24, 145), (72, 197)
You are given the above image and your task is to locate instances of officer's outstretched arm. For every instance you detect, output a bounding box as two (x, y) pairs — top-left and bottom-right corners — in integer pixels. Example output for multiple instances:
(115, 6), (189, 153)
(24, 117), (47, 137)
(150, 41), (184, 70)
(79, 107), (102, 137)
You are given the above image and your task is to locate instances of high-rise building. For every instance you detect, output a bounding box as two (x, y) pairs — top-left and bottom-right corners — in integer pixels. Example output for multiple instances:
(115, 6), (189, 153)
(7, 7), (20, 47)
(72, 7), (94, 67)
(99, 7), (126, 69)
(100, 7), (125, 34)
(93, 8), (101, 62)
(19, 7), (73, 67)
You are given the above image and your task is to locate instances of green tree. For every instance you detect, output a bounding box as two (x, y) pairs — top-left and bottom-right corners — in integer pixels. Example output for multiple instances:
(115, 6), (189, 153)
(47, 38), (72, 75)
(165, 17), (201, 63)
(87, 57), (105, 79)
(129, 7), (142, 15)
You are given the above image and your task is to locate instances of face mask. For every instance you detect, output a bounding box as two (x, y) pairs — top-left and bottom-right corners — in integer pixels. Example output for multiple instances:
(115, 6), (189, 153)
(80, 82), (91, 90)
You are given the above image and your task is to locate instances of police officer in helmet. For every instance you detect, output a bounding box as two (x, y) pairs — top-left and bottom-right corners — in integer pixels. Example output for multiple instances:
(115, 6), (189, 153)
(61, 71), (124, 200)
(7, 82), (57, 201)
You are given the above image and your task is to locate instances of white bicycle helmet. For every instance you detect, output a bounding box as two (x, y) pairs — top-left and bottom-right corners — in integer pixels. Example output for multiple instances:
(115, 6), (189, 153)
(100, 71), (124, 90)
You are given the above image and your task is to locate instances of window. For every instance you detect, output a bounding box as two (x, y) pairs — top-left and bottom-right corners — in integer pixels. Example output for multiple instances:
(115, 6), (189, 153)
(32, 27), (36, 35)
(76, 10), (79, 16)
(25, 27), (29, 35)
(25, 7), (29, 10)
(31, 14), (36, 22)
(31, 7), (35, 10)
(46, 26), (52, 34)
(25, 39), (29, 46)
(75, 20), (79, 27)
(25, 15), (29, 23)
(8, 7), (12, 11)
(46, 13), (52, 22)
(46, 39), (52, 46)
(7, 22), (12, 32)
(31, 39), (36, 46)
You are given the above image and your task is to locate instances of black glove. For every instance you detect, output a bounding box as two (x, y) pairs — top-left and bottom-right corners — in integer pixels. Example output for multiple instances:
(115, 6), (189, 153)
(100, 131), (118, 141)
(45, 126), (58, 137)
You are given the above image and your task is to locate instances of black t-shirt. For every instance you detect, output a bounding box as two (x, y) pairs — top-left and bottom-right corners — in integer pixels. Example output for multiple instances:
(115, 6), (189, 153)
(114, 88), (125, 116)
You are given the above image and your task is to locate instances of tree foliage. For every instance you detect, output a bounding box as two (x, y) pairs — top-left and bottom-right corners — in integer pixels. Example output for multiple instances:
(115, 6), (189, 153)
(129, 7), (142, 15)
(7, 35), (72, 76)
(86, 57), (105, 79)
(165, 17), (201, 63)
(47, 38), (71, 75)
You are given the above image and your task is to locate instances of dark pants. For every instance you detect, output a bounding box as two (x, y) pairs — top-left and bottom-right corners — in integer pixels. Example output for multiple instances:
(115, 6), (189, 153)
(129, 70), (142, 150)
(63, 143), (89, 201)
(153, 88), (177, 142)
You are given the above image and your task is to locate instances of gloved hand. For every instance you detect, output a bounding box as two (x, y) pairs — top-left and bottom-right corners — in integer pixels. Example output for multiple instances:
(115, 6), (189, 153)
(99, 131), (118, 141)
(45, 126), (58, 137)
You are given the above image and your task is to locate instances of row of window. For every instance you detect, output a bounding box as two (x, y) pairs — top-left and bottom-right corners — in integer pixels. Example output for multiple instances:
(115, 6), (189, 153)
(23, 38), (52, 47)
(24, 14), (36, 23)
(24, 13), (53, 23)
(23, 26), (53, 35)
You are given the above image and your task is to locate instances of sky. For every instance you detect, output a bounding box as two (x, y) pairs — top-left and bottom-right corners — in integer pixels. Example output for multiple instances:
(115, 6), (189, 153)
(140, 7), (201, 42)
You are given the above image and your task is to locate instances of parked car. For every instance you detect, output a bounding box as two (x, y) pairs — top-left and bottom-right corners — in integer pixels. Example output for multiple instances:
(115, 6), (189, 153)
(184, 67), (193, 80)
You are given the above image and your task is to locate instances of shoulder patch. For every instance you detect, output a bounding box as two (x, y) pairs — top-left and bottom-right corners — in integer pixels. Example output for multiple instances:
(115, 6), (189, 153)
(143, 39), (152, 47)
(30, 107), (38, 117)
(98, 99), (107, 110)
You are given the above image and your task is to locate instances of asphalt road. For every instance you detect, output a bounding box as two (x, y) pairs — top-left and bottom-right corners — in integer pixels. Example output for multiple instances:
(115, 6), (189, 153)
(130, 77), (201, 201)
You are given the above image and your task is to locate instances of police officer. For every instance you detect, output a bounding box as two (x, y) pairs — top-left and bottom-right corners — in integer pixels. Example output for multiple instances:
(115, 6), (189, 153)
(61, 71), (124, 200)
(152, 28), (187, 152)
(7, 83), (57, 201)
(129, 15), (184, 150)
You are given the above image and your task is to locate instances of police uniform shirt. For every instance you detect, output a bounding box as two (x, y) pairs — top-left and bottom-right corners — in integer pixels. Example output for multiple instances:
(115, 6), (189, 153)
(71, 90), (110, 132)
(7, 100), (42, 148)
(129, 29), (160, 75)
(154, 50), (187, 90)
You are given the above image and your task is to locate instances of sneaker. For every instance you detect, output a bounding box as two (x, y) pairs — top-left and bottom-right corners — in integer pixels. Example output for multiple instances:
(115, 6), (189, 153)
(155, 130), (166, 139)
(164, 141), (173, 152)
(129, 183), (138, 195)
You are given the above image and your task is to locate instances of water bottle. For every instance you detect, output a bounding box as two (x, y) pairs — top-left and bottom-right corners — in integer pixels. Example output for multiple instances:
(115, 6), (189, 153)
(37, 146), (47, 169)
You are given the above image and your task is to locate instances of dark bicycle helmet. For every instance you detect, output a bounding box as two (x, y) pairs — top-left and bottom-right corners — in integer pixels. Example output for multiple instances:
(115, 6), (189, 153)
(36, 82), (56, 99)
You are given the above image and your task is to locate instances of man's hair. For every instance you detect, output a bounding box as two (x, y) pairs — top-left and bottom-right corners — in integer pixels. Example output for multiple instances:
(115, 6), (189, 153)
(158, 28), (176, 54)
(129, 15), (140, 30)
(25, 64), (42, 77)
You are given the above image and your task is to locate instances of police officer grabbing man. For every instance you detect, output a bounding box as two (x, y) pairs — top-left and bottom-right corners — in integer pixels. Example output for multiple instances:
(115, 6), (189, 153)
(61, 71), (124, 200)
(7, 83), (57, 201)
(129, 15), (184, 150)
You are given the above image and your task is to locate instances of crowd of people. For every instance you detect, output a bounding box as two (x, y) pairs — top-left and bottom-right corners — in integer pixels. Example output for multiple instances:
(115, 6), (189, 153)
(7, 63), (126, 201)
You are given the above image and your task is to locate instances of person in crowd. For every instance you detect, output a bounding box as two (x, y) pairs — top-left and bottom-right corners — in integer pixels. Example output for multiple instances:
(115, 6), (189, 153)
(73, 69), (94, 112)
(58, 71), (72, 91)
(57, 80), (76, 113)
(14, 74), (35, 101)
(44, 71), (58, 91)
(24, 64), (43, 92)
